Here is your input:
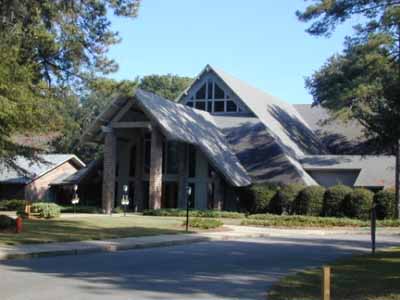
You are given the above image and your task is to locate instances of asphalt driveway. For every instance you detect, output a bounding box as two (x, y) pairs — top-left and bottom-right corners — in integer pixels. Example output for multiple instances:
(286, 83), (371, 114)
(0, 232), (399, 300)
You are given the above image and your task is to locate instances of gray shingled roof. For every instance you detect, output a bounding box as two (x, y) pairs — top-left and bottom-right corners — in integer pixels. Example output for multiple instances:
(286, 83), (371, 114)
(0, 154), (85, 184)
(81, 89), (251, 187)
(300, 155), (395, 188)
(294, 104), (369, 154)
(178, 65), (320, 185)
(213, 115), (317, 185)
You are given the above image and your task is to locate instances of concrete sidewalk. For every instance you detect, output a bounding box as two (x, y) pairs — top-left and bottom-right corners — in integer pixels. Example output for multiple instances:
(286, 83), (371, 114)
(0, 225), (398, 261)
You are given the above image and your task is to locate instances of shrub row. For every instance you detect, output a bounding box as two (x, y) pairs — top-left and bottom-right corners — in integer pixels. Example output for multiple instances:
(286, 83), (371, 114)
(143, 208), (245, 219)
(0, 199), (26, 211)
(241, 184), (397, 220)
(242, 214), (400, 228)
(60, 205), (102, 214)
(183, 218), (223, 229)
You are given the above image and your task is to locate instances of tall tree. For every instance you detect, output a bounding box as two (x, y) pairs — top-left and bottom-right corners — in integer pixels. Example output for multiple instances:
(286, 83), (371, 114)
(297, 0), (400, 217)
(139, 74), (193, 100)
(0, 0), (140, 165)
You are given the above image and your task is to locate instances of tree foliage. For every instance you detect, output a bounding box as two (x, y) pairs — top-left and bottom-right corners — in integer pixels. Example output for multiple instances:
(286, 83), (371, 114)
(139, 74), (193, 100)
(0, 0), (140, 163)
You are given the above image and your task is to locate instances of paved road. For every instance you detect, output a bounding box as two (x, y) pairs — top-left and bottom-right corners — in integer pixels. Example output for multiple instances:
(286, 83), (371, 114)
(1, 233), (399, 300)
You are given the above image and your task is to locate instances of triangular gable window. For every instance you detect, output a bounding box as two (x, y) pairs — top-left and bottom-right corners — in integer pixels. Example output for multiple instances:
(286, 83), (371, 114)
(187, 78), (243, 114)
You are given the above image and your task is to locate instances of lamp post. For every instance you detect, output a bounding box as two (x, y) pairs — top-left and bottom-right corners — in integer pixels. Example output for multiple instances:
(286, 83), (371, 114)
(186, 185), (192, 232)
(71, 184), (79, 214)
(121, 184), (129, 217)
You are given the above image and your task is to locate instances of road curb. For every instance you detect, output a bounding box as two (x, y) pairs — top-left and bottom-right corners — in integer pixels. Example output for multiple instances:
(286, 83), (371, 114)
(0, 233), (271, 261)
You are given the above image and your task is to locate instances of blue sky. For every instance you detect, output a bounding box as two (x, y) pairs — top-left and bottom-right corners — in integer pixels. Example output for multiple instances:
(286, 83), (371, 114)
(108, 0), (359, 104)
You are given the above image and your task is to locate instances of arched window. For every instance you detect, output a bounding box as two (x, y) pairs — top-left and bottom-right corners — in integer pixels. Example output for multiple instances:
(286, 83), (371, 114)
(186, 79), (242, 114)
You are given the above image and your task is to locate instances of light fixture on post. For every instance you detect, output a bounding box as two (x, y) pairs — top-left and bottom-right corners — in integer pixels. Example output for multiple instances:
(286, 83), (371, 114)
(71, 184), (79, 214)
(121, 184), (129, 216)
(185, 185), (192, 232)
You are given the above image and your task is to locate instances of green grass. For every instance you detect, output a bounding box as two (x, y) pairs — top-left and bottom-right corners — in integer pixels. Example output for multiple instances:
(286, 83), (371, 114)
(143, 208), (245, 218)
(0, 215), (186, 245)
(268, 247), (400, 300)
(242, 214), (400, 228)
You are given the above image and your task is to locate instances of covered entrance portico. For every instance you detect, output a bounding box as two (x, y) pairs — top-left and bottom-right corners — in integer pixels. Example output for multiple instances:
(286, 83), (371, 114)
(80, 89), (252, 214)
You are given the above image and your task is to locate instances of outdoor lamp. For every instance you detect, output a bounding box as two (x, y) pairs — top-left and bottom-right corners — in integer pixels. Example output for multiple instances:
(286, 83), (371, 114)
(185, 185), (192, 232)
(121, 184), (129, 216)
(71, 184), (79, 214)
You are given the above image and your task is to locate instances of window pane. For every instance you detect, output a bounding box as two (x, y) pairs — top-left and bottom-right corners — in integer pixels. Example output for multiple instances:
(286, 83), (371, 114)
(195, 83), (206, 99)
(207, 101), (212, 112)
(195, 101), (206, 111)
(214, 101), (225, 112)
(129, 146), (136, 177)
(226, 100), (237, 112)
(214, 83), (225, 99)
(144, 140), (151, 174)
(187, 102), (193, 107)
(207, 80), (213, 99)
(166, 142), (178, 174)
(188, 145), (196, 177)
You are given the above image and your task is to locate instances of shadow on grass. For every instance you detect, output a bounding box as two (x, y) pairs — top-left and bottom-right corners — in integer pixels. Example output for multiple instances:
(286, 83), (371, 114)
(0, 235), (399, 299)
(268, 247), (400, 300)
(0, 218), (182, 246)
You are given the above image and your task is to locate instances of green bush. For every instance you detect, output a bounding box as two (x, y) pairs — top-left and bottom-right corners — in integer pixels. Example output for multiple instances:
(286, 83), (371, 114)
(342, 188), (374, 219)
(0, 199), (26, 211)
(142, 209), (245, 219)
(374, 189), (396, 220)
(249, 183), (280, 213)
(60, 205), (102, 214)
(0, 214), (15, 229)
(292, 186), (326, 216)
(269, 184), (305, 215)
(27, 202), (61, 219)
(183, 218), (223, 229)
(323, 185), (352, 217)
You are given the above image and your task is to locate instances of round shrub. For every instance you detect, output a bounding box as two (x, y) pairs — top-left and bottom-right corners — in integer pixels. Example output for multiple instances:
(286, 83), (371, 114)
(269, 184), (305, 215)
(323, 185), (352, 217)
(374, 189), (396, 220)
(342, 188), (374, 219)
(0, 214), (15, 230)
(250, 184), (280, 213)
(31, 202), (61, 219)
(292, 186), (326, 216)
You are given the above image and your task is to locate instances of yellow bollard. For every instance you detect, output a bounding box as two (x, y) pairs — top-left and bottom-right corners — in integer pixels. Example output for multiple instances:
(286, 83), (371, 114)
(322, 266), (331, 300)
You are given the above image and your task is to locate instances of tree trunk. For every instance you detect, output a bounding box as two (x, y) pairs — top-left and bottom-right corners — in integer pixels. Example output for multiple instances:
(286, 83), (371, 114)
(396, 139), (400, 219)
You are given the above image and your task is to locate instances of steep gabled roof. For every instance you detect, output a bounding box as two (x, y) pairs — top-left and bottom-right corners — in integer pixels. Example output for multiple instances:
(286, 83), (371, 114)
(178, 65), (321, 185)
(0, 154), (85, 184)
(81, 89), (251, 187)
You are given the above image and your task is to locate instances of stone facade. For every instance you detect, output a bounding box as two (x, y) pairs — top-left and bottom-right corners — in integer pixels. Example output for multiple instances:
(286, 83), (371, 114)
(102, 127), (117, 214)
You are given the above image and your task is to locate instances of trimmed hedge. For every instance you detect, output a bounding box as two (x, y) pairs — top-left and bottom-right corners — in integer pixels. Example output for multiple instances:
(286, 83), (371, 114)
(323, 185), (353, 217)
(60, 206), (102, 214)
(342, 188), (374, 220)
(0, 214), (15, 229)
(0, 199), (26, 211)
(18, 202), (61, 219)
(143, 209), (244, 219)
(292, 186), (326, 216)
(183, 218), (223, 229)
(269, 184), (305, 215)
(374, 189), (396, 220)
(243, 214), (400, 228)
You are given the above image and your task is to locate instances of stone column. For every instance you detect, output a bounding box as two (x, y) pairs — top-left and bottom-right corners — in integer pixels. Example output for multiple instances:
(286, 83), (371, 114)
(177, 143), (188, 208)
(102, 126), (117, 214)
(149, 127), (163, 209)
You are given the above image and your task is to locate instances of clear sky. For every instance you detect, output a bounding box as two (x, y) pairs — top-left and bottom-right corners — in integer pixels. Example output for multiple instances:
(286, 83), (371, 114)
(108, 0), (358, 104)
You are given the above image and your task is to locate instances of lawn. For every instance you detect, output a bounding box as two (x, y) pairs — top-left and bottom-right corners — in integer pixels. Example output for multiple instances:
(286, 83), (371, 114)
(0, 215), (187, 246)
(268, 247), (400, 300)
